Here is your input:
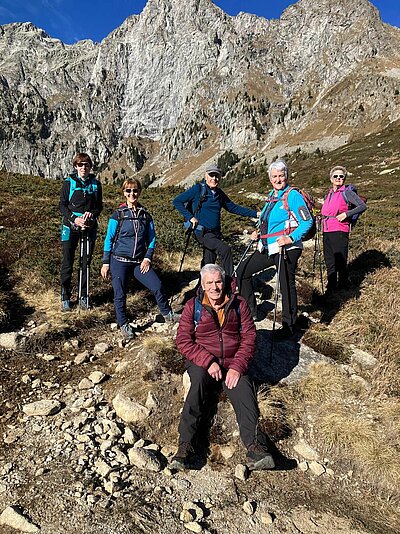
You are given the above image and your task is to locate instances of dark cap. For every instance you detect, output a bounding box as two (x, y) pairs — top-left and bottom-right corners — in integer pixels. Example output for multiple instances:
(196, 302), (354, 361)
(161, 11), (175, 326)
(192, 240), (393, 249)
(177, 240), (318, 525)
(205, 164), (222, 175)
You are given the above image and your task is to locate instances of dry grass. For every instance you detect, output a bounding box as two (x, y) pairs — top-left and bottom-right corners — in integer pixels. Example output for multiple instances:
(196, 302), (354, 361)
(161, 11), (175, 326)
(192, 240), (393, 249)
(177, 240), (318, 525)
(302, 324), (351, 362)
(293, 362), (400, 493)
(17, 278), (111, 327)
(158, 249), (202, 273)
(257, 385), (294, 440)
(0, 297), (7, 328)
(332, 267), (400, 396)
(142, 335), (175, 354)
(142, 334), (185, 375)
(316, 407), (400, 492)
(296, 362), (364, 404)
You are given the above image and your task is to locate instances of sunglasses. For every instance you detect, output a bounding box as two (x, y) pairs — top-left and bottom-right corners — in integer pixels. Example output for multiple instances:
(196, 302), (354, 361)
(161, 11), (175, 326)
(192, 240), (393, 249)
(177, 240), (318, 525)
(208, 173), (220, 178)
(332, 174), (345, 179)
(76, 162), (91, 168)
(125, 188), (139, 194)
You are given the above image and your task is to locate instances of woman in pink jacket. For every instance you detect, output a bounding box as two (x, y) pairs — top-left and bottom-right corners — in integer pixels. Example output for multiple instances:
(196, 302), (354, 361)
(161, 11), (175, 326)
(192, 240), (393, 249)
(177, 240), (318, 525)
(321, 165), (367, 293)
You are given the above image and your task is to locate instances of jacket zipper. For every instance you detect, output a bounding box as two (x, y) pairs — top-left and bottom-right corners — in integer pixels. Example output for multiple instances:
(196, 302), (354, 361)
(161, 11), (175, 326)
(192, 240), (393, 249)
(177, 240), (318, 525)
(203, 296), (236, 368)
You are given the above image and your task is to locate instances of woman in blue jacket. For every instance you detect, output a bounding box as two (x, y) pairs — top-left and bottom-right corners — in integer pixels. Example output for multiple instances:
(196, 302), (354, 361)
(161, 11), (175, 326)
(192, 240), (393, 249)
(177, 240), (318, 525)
(236, 161), (313, 339)
(101, 178), (177, 340)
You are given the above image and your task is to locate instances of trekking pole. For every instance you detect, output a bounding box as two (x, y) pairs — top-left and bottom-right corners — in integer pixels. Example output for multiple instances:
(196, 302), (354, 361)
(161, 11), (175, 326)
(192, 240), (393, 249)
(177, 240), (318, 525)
(312, 230), (318, 280)
(78, 231), (84, 306)
(86, 232), (90, 309)
(316, 218), (324, 293)
(269, 246), (283, 362)
(178, 226), (192, 274)
(232, 238), (255, 277)
(169, 226), (193, 308)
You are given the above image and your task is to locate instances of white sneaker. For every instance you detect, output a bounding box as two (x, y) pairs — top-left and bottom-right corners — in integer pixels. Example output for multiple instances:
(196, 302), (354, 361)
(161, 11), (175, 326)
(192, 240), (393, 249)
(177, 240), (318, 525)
(120, 323), (135, 340)
(163, 311), (181, 323)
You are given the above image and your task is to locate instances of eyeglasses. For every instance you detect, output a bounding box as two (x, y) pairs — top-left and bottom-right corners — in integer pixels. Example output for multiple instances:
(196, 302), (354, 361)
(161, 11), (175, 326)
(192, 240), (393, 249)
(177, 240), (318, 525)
(76, 162), (91, 168)
(208, 173), (220, 178)
(332, 174), (345, 179)
(125, 188), (139, 194)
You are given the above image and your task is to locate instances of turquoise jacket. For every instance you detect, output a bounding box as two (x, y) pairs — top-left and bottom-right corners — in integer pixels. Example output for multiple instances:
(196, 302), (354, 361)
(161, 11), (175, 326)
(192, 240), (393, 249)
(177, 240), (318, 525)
(258, 186), (313, 255)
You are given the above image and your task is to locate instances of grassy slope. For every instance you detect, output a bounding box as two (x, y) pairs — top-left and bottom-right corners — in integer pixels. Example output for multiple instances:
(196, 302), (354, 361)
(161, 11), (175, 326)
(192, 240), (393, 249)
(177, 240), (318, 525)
(0, 123), (399, 528)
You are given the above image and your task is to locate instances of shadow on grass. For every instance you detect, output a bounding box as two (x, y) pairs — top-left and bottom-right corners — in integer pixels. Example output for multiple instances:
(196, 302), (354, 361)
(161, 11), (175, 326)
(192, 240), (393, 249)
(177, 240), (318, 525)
(166, 269), (200, 303)
(0, 266), (34, 332)
(314, 249), (391, 324)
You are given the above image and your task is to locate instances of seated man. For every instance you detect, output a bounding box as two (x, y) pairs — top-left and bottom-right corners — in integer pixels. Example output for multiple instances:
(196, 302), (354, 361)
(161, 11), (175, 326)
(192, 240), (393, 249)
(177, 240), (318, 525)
(171, 263), (275, 471)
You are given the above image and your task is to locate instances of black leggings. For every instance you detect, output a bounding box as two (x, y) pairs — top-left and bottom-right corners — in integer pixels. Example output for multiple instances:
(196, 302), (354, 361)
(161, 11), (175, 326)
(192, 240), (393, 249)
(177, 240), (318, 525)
(236, 248), (302, 327)
(323, 231), (349, 290)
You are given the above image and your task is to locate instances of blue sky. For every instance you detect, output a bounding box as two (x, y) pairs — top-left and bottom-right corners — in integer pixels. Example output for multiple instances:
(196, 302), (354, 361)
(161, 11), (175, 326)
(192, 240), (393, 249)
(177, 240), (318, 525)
(0, 0), (398, 44)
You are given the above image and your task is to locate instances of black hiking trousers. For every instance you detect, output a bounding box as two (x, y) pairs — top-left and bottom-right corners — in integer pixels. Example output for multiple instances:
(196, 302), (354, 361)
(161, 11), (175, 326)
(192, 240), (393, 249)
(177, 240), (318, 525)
(195, 229), (234, 276)
(236, 248), (302, 328)
(61, 227), (96, 301)
(178, 361), (263, 449)
(323, 231), (349, 291)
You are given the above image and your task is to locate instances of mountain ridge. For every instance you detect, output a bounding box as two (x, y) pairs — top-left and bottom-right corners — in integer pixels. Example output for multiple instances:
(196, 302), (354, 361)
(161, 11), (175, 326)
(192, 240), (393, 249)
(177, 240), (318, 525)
(0, 0), (399, 182)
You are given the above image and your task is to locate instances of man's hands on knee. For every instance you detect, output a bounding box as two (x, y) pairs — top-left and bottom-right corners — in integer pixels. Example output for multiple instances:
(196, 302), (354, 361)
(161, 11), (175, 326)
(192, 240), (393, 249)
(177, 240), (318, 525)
(225, 369), (241, 389)
(208, 363), (241, 389)
(208, 362), (222, 381)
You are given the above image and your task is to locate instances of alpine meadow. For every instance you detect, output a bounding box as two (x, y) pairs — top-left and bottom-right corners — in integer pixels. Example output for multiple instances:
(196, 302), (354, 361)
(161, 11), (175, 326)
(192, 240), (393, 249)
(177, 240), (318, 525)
(0, 1), (400, 533)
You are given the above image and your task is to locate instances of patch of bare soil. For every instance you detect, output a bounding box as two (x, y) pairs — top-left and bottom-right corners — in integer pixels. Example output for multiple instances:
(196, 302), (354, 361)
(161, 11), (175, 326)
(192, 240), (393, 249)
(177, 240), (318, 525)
(0, 313), (398, 534)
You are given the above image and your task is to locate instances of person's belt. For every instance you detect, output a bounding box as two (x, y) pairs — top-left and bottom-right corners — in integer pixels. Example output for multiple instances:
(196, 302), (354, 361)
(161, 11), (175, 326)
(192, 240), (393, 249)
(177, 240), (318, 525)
(113, 254), (139, 263)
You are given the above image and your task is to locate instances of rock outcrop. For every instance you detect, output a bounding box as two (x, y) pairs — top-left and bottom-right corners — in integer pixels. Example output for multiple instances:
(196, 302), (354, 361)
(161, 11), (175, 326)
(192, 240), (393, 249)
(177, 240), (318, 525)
(1, 0), (400, 181)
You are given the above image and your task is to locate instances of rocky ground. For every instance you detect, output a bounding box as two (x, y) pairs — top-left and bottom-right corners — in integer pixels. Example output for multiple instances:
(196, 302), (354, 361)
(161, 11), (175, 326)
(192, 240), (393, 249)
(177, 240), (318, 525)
(0, 285), (395, 534)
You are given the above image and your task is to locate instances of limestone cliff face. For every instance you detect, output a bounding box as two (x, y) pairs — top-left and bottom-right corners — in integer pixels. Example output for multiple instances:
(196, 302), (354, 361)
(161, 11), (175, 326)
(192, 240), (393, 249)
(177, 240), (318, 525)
(0, 0), (400, 180)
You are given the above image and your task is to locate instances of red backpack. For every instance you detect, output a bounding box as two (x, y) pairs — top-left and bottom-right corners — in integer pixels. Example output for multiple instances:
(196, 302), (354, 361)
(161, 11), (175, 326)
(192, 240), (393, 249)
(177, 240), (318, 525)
(259, 187), (317, 243)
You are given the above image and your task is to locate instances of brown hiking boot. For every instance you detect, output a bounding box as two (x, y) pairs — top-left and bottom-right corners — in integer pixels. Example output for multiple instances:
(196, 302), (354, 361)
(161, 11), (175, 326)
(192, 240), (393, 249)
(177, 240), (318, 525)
(170, 442), (195, 470)
(246, 442), (275, 470)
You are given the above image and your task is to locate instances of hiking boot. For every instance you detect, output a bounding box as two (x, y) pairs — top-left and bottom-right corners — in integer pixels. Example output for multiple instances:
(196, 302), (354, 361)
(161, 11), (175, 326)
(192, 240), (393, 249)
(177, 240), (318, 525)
(79, 297), (89, 310)
(120, 323), (135, 341)
(61, 300), (71, 312)
(246, 442), (275, 471)
(252, 310), (262, 322)
(170, 442), (195, 471)
(163, 311), (181, 323)
(273, 322), (294, 340)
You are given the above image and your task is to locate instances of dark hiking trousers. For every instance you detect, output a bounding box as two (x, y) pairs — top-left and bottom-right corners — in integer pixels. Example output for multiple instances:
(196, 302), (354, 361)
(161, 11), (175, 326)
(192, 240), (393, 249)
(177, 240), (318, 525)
(195, 230), (234, 276)
(178, 362), (262, 448)
(110, 255), (171, 326)
(236, 248), (302, 328)
(323, 231), (349, 291)
(61, 227), (96, 301)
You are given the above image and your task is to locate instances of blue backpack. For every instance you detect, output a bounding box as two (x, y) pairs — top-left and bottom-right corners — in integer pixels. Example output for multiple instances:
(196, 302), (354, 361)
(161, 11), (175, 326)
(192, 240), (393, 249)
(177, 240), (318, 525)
(193, 297), (241, 329)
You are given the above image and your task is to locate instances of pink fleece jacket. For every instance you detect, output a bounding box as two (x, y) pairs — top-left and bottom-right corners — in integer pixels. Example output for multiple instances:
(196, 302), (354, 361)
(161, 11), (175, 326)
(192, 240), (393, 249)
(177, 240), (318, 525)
(321, 186), (350, 233)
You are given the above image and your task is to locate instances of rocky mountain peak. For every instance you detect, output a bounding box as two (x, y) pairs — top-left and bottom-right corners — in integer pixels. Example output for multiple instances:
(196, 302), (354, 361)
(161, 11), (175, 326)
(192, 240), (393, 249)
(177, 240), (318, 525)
(0, 0), (400, 181)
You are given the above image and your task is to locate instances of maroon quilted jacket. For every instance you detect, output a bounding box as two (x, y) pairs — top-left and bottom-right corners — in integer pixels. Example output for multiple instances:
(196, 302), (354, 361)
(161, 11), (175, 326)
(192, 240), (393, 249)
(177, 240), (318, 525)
(175, 292), (256, 375)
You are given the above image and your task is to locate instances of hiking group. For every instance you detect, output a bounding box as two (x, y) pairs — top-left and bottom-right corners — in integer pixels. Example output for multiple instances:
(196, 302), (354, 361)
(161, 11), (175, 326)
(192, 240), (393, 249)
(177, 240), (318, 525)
(59, 153), (367, 471)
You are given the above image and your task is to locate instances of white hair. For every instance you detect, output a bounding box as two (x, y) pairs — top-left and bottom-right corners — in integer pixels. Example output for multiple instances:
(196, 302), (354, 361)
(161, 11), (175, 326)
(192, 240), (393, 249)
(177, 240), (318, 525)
(200, 264), (225, 284)
(268, 160), (289, 179)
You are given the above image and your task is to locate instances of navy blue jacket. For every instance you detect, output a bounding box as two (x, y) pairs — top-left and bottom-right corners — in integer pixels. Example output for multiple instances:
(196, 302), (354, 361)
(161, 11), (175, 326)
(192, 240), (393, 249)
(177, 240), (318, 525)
(103, 204), (156, 264)
(173, 182), (257, 231)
